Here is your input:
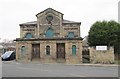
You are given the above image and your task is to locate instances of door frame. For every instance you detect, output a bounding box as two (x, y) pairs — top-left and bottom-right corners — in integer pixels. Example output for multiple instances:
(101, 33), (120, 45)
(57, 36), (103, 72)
(31, 44), (40, 60)
(56, 43), (65, 59)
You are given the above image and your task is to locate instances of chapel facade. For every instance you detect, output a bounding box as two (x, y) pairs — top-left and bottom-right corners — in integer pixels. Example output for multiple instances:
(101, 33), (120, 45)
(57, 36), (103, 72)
(15, 8), (83, 64)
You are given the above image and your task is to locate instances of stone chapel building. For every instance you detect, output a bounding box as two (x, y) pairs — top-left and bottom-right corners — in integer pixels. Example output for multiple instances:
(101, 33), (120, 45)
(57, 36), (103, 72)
(15, 8), (83, 64)
(15, 8), (115, 64)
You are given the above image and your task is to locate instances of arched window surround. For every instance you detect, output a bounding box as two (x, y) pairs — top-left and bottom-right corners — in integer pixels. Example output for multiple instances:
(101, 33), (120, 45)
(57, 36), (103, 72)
(46, 45), (50, 55)
(72, 45), (76, 56)
(45, 27), (54, 38)
(68, 32), (75, 38)
(25, 33), (33, 38)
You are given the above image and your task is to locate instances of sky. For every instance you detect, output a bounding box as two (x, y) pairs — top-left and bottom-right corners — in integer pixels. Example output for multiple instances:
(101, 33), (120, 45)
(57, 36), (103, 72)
(0, 0), (119, 42)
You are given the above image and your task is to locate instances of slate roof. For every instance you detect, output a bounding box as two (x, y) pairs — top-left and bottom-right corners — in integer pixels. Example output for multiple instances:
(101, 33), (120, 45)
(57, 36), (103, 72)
(19, 21), (37, 26)
(20, 20), (80, 26)
(63, 20), (81, 24)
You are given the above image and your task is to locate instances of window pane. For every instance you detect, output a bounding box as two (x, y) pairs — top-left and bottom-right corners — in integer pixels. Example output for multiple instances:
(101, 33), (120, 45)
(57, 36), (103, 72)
(46, 28), (54, 38)
(25, 33), (33, 38)
(46, 46), (50, 55)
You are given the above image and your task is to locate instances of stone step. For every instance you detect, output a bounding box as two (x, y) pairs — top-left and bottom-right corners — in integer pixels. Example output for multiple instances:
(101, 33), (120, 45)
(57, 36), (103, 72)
(56, 58), (66, 63)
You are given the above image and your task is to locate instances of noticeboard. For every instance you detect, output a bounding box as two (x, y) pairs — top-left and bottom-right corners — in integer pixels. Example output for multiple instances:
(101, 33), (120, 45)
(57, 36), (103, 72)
(96, 46), (107, 50)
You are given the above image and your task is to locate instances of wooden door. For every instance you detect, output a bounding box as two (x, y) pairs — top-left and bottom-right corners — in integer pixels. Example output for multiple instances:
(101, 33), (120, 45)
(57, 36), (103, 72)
(56, 43), (65, 59)
(32, 44), (40, 59)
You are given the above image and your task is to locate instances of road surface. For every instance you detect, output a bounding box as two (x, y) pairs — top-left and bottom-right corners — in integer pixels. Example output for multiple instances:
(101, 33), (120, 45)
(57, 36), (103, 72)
(2, 61), (118, 77)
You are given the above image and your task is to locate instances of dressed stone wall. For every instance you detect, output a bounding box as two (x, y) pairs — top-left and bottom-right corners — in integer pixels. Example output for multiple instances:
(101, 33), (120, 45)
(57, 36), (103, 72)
(90, 47), (114, 64)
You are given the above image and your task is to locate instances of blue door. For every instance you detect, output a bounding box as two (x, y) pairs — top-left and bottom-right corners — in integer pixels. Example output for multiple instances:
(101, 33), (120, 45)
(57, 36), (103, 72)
(25, 33), (33, 38)
(46, 28), (54, 38)
(72, 45), (76, 56)
(68, 32), (74, 38)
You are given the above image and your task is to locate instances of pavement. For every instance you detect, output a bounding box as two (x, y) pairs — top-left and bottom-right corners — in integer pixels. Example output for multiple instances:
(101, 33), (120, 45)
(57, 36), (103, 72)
(70, 63), (119, 67)
(2, 60), (119, 67)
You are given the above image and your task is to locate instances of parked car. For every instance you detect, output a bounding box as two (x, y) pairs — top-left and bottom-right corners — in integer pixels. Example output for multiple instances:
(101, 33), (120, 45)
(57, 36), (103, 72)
(1, 51), (16, 61)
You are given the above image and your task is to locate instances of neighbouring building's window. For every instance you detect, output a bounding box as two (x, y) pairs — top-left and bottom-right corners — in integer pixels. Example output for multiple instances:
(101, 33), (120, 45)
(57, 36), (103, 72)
(46, 28), (54, 38)
(72, 45), (76, 56)
(68, 32), (74, 38)
(25, 33), (33, 38)
(46, 45), (50, 55)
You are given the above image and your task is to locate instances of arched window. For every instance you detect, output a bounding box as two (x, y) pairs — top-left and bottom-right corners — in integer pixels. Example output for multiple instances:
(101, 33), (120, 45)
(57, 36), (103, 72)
(21, 46), (26, 55)
(25, 33), (33, 38)
(72, 45), (76, 56)
(46, 46), (50, 55)
(68, 32), (74, 38)
(46, 28), (54, 38)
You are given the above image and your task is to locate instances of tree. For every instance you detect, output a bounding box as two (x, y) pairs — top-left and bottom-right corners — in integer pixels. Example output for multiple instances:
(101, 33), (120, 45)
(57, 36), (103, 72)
(88, 20), (120, 53)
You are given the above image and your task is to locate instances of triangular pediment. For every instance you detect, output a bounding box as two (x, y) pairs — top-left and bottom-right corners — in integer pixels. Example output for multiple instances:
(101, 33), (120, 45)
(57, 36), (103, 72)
(36, 8), (63, 17)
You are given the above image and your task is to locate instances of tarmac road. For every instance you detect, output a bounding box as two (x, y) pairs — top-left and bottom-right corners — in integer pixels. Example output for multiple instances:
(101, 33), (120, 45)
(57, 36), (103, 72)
(2, 61), (118, 77)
